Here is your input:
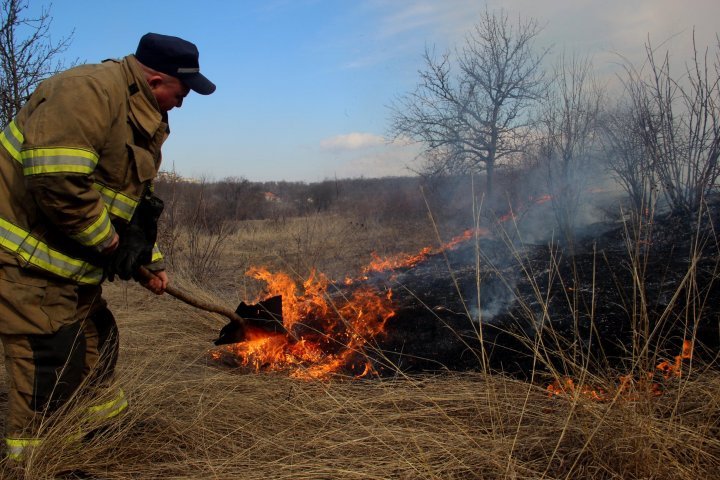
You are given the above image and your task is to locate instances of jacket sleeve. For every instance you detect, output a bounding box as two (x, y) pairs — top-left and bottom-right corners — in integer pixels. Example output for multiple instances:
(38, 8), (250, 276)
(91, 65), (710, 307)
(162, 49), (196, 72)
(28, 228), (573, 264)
(147, 243), (165, 271)
(20, 75), (117, 252)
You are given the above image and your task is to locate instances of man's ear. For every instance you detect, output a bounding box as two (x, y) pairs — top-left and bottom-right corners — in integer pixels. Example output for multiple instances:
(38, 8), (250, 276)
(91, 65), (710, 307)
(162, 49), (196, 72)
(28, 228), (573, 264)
(147, 74), (164, 90)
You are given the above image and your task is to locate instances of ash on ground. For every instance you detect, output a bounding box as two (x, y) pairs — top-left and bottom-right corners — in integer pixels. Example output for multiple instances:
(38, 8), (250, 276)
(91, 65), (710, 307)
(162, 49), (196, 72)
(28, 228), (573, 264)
(356, 203), (720, 377)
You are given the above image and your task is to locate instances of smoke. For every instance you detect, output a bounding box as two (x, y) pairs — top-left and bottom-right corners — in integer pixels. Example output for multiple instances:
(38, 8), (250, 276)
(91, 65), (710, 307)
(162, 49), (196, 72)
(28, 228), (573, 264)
(466, 271), (519, 323)
(409, 161), (636, 326)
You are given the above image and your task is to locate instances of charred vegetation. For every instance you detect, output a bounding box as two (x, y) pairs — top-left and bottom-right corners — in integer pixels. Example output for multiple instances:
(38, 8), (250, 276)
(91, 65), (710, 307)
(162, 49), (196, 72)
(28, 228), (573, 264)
(356, 199), (718, 378)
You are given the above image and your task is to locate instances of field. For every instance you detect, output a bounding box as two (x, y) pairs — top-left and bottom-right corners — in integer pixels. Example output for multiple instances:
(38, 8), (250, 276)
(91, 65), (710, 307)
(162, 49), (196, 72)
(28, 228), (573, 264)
(0, 211), (718, 479)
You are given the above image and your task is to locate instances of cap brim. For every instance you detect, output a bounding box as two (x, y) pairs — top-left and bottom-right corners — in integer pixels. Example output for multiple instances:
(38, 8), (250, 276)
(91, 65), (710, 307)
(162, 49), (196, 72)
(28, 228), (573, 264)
(178, 72), (216, 95)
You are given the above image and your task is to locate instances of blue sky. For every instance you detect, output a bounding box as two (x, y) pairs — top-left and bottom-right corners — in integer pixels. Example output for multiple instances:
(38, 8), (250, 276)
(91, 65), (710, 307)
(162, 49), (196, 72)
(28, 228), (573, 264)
(38, 1), (720, 182)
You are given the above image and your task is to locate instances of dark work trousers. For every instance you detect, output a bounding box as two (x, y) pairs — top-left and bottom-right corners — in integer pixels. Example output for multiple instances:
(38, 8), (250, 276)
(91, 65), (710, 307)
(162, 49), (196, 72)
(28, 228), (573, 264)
(0, 263), (122, 452)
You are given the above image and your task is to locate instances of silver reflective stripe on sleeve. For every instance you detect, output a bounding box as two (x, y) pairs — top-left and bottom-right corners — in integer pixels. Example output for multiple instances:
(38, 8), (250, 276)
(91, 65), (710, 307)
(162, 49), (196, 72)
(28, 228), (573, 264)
(0, 120), (23, 161)
(151, 243), (163, 263)
(92, 183), (138, 221)
(70, 208), (113, 248)
(0, 217), (104, 284)
(22, 147), (99, 175)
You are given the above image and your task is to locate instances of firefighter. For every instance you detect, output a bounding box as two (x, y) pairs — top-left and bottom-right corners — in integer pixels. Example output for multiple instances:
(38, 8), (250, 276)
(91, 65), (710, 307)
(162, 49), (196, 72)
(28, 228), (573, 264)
(0, 32), (215, 461)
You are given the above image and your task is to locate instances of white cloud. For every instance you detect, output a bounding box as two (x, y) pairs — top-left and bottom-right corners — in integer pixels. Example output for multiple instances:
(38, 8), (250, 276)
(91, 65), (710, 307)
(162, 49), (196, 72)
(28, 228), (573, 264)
(311, 134), (424, 180)
(320, 132), (387, 151)
(334, 141), (424, 178)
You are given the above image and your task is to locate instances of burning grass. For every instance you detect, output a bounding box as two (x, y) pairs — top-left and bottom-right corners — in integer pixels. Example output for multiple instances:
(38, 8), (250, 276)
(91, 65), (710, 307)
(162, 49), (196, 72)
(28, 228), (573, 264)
(0, 209), (719, 478)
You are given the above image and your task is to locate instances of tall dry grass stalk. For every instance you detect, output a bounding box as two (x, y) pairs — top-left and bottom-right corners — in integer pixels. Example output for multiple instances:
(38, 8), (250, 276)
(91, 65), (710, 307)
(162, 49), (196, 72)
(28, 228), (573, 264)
(0, 209), (718, 479)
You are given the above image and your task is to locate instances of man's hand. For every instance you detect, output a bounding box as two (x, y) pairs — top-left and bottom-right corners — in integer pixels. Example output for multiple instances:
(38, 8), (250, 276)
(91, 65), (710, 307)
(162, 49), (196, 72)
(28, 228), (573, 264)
(141, 270), (169, 295)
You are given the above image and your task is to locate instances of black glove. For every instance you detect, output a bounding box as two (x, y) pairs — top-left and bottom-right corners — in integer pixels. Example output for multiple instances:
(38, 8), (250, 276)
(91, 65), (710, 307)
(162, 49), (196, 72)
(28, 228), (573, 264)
(105, 190), (164, 282)
(134, 192), (164, 246)
(105, 224), (153, 281)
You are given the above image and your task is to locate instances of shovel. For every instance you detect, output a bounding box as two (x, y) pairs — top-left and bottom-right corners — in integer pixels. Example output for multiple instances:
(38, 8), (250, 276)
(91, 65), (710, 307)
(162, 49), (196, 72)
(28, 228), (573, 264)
(138, 266), (285, 343)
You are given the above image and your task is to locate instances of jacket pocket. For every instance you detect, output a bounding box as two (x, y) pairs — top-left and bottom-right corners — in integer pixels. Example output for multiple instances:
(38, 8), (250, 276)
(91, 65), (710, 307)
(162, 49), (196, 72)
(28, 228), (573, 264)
(0, 265), (78, 335)
(127, 143), (157, 183)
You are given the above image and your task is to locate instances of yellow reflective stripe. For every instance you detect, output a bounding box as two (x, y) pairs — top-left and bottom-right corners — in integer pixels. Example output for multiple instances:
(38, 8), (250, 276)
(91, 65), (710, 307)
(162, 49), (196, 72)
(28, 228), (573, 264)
(22, 147), (98, 175)
(5, 437), (42, 460)
(0, 120), (23, 161)
(1, 124), (136, 222)
(5, 430), (88, 460)
(0, 216), (103, 285)
(87, 389), (128, 422)
(71, 208), (113, 247)
(65, 430), (85, 443)
(93, 183), (138, 221)
(151, 243), (163, 263)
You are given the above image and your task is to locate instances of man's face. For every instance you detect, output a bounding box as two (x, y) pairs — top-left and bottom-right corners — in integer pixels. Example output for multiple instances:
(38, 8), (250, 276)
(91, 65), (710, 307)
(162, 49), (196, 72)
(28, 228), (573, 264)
(150, 74), (190, 112)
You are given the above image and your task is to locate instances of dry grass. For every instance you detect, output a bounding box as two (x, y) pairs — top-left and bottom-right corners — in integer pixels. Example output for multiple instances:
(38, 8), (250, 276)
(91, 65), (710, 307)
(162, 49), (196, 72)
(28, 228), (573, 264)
(0, 212), (718, 479)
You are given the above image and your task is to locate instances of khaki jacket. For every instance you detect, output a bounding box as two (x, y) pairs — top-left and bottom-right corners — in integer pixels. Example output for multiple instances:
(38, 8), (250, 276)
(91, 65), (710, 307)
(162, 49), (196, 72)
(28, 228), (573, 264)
(0, 55), (167, 285)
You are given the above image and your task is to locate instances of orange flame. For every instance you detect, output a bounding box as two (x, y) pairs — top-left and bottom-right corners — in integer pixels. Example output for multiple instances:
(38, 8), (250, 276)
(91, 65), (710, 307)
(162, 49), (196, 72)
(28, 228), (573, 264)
(546, 340), (694, 402)
(534, 194), (553, 205)
(211, 267), (395, 379)
(494, 193), (557, 224)
(362, 228), (488, 276)
(211, 227), (490, 379)
(546, 377), (608, 401)
(656, 339), (693, 379)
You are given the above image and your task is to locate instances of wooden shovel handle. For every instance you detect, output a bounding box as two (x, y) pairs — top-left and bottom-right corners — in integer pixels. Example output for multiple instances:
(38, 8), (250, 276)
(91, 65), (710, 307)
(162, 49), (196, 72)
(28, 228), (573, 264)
(137, 266), (246, 326)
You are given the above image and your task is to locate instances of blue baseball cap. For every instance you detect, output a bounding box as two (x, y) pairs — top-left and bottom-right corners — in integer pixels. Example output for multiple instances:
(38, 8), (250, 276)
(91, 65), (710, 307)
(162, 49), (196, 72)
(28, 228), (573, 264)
(135, 33), (216, 95)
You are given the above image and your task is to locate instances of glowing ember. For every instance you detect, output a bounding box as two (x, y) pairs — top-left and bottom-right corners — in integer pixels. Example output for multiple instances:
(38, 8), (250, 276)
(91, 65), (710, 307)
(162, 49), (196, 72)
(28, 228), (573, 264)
(534, 194), (552, 205)
(656, 339), (693, 379)
(497, 211), (516, 223)
(546, 377), (609, 401)
(496, 193), (557, 223)
(546, 340), (694, 401)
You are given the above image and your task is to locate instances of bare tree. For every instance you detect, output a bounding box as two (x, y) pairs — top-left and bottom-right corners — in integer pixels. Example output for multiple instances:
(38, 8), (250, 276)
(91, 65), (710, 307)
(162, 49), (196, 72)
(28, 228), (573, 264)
(537, 53), (604, 243)
(388, 9), (547, 198)
(0, 0), (73, 126)
(624, 34), (720, 215)
(602, 98), (657, 219)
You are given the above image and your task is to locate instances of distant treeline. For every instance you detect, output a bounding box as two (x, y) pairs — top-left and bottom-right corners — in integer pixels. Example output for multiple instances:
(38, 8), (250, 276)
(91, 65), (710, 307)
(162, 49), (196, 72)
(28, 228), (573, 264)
(153, 166), (550, 231)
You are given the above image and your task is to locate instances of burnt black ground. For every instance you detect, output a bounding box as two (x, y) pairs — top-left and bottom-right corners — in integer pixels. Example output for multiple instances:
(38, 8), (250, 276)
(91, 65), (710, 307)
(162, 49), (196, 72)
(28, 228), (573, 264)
(365, 203), (720, 378)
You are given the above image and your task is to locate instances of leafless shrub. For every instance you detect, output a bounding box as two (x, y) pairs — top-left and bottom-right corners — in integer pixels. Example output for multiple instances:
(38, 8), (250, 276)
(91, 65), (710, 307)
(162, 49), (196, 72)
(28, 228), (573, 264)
(154, 175), (233, 282)
(621, 33), (720, 216)
(601, 98), (658, 221)
(182, 219), (231, 284)
(536, 53), (604, 246)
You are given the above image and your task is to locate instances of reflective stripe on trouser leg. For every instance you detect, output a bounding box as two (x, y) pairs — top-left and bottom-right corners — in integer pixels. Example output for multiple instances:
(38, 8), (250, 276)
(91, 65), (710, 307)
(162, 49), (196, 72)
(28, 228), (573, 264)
(86, 388), (128, 424)
(80, 305), (127, 426)
(0, 284), (110, 456)
(4, 437), (42, 461)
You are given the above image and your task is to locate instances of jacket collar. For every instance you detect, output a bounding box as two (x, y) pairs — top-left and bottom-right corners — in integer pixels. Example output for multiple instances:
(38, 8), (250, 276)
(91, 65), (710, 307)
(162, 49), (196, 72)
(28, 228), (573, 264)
(122, 55), (167, 138)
